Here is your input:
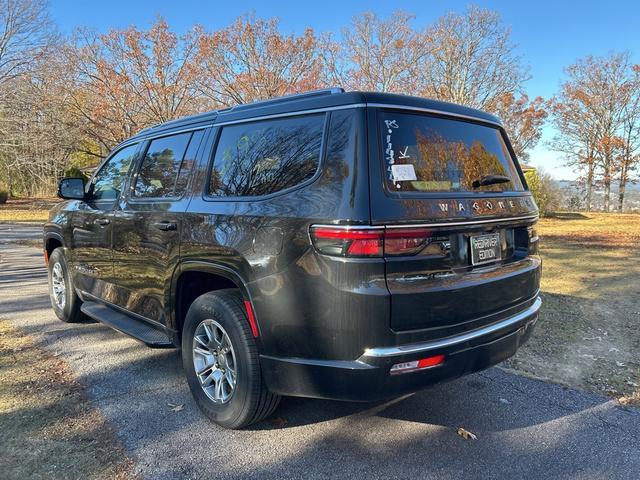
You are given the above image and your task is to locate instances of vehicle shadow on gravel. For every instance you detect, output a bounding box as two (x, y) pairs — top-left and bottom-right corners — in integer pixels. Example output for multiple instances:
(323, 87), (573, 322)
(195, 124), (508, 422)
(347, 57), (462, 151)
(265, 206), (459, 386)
(5, 297), (640, 479)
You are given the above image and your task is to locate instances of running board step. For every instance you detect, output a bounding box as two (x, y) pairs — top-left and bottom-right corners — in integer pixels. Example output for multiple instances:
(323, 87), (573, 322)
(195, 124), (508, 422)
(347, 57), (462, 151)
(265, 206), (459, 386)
(81, 301), (173, 348)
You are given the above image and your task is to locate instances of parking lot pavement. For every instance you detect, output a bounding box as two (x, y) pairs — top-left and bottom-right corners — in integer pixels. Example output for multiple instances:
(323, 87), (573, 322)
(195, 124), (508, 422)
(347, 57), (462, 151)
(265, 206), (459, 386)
(1, 225), (639, 479)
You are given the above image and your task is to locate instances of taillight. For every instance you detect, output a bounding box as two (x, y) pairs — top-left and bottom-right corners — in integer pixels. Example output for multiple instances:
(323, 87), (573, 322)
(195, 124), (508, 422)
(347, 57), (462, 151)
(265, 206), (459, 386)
(384, 228), (431, 255)
(309, 225), (432, 257)
(309, 226), (383, 257)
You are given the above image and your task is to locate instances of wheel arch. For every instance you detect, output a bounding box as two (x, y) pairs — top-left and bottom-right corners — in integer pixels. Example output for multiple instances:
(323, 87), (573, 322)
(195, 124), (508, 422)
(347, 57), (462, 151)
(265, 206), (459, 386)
(43, 230), (64, 263)
(170, 261), (259, 346)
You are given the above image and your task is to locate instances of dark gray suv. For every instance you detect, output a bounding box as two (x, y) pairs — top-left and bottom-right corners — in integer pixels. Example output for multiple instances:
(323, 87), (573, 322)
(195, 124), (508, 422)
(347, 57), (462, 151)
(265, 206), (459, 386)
(45, 88), (541, 428)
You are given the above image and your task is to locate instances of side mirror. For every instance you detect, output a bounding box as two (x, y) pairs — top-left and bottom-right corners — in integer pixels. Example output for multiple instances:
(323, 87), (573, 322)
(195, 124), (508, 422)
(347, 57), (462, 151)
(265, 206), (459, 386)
(58, 177), (86, 200)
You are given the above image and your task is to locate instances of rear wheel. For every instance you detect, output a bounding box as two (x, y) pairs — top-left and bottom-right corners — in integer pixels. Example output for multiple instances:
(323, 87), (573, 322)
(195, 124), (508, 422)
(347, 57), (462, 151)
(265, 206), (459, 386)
(47, 248), (84, 323)
(182, 289), (280, 429)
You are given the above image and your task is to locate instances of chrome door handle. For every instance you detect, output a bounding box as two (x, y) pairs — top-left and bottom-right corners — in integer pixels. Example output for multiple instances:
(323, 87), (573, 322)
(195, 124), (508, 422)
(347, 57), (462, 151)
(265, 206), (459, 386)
(153, 221), (177, 231)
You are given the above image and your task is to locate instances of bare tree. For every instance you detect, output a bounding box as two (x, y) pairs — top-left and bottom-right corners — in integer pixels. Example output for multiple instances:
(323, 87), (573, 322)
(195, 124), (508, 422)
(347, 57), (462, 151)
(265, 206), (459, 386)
(0, 0), (53, 85)
(618, 64), (640, 210)
(422, 6), (529, 110)
(338, 11), (431, 93)
(0, 52), (80, 195)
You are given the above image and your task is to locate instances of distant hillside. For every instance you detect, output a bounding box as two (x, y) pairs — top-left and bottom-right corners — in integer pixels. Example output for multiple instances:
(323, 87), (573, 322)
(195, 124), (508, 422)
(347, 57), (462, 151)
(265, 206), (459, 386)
(556, 180), (640, 211)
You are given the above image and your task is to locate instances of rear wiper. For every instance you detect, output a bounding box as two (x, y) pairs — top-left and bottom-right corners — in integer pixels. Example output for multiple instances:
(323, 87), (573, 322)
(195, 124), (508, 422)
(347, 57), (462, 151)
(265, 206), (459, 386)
(472, 175), (512, 189)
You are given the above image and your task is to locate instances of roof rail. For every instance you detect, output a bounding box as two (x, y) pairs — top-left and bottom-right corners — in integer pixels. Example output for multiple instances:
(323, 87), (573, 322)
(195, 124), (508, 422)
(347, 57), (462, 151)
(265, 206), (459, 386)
(230, 87), (344, 112)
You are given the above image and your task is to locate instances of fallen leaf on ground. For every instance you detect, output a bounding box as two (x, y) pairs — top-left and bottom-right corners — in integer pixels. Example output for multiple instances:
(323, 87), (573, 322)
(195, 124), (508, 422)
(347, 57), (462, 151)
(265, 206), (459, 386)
(167, 403), (184, 412)
(270, 417), (288, 428)
(457, 427), (477, 440)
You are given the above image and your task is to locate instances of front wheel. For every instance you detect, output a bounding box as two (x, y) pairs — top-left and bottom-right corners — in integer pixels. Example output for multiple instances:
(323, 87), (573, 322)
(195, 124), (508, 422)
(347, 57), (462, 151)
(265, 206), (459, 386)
(182, 289), (280, 429)
(47, 248), (84, 323)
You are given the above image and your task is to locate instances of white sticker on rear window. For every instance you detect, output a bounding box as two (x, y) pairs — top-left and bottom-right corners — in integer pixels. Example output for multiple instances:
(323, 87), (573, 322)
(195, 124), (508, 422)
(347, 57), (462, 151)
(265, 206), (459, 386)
(391, 164), (417, 181)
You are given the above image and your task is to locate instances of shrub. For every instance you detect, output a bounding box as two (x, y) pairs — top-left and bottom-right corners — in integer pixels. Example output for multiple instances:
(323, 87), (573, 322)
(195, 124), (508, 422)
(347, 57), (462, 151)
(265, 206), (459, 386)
(63, 166), (89, 181)
(0, 190), (8, 204)
(524, 169), (563, 216)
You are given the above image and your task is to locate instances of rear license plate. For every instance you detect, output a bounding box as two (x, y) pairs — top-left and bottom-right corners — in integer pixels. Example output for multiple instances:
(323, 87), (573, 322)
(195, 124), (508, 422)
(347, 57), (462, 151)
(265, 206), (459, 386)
(470, 233), (501, 266)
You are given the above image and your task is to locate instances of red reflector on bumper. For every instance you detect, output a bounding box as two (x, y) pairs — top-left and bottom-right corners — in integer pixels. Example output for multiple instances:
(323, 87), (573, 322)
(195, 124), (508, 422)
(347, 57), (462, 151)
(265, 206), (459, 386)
(390, 354), (445, 375)
(244, 300), (259, 338)
(418, 355), (446, 368)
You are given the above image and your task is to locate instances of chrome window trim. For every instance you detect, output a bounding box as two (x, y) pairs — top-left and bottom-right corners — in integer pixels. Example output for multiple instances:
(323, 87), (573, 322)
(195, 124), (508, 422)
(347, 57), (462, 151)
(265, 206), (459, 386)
(213, 104), (366, 126)
(361, 296), (541, 358)
(142, 125), (212, 143)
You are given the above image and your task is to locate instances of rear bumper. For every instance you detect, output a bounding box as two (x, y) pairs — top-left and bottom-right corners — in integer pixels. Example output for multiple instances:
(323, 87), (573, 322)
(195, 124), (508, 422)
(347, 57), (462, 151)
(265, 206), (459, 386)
(261, 296), (541, 401)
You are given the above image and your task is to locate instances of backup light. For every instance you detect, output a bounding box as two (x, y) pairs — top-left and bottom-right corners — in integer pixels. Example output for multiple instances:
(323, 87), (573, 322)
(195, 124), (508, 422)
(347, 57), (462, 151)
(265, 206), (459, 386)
(389, 354), (446, 375)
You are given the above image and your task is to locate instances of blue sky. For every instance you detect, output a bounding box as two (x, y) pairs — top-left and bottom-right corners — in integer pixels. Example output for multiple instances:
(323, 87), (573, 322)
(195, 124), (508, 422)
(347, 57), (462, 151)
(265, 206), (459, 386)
(50, 0), (640, 179)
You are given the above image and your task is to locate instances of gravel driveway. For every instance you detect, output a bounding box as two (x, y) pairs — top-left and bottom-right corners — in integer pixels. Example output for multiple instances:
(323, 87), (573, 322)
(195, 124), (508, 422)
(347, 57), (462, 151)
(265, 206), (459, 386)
(1, 224), (639, 479)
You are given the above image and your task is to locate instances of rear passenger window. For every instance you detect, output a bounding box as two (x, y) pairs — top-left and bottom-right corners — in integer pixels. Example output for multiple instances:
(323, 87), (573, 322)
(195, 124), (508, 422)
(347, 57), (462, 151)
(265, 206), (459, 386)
(208, 114), (324, 197)
(134, 130), (204, 198)
(380, 111), (524, 193)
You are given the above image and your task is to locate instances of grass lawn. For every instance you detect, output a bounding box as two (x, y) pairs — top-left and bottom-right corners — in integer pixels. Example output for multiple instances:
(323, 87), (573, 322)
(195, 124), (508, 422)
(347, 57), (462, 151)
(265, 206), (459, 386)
(0, 319), (135, 479)
(504, 212), (640, 406)
(0, 198), (57, 223)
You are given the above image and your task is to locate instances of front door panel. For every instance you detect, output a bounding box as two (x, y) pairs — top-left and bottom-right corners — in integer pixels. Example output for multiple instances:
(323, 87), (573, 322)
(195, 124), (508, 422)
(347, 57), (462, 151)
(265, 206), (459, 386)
(69, 142), (141, 300)
(70, 202), (114, 298)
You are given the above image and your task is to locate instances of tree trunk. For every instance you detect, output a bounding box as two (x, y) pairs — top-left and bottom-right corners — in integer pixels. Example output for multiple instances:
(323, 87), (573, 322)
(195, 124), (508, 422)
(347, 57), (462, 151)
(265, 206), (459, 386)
(585, 159), (594, 212)
(618, 154), (629, 212)
(603, 152), (611, 212)
(618, 177), (626, 211)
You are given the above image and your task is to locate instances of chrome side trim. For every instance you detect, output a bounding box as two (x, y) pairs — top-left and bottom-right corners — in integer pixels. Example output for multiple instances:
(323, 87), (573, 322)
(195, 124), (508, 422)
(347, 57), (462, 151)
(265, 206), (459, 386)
(214, 104), (367, 126)
(366, 103), (503, 127)
(384, 214), (539, 229)
(311, 215), (537, 231)
(362, 296), (541, 358)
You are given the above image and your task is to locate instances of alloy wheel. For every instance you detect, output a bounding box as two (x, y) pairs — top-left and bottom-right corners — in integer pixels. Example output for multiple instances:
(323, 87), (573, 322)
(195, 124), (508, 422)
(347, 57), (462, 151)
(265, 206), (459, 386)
(51, 262), (66, 309)
(192, 319), (237, 404)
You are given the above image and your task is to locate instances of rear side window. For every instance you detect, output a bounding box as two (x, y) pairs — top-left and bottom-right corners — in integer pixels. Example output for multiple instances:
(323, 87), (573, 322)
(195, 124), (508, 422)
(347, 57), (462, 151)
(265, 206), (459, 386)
(380, 111), (524, 193)
(208, 114), (324, 197)
(134, 130), (204, 198)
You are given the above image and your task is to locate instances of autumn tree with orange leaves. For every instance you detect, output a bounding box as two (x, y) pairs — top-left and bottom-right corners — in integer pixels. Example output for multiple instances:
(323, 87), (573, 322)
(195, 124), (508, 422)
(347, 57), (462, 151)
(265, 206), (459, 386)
(194, 15), (332, 106)
(63, 19), (210, 156)
(550, 53), (640, 211)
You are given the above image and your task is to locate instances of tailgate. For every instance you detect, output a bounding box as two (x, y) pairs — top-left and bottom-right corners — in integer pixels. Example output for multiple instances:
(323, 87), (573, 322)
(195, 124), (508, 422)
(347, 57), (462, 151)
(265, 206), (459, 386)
(383, 217), (540, 335)
(367, 107), (540, 335)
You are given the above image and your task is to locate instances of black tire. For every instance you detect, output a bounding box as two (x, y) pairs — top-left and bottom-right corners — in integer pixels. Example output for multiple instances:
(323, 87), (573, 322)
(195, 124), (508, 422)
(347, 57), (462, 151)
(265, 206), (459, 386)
(47, 248), (84, 323)
(182, 289), (280, 429)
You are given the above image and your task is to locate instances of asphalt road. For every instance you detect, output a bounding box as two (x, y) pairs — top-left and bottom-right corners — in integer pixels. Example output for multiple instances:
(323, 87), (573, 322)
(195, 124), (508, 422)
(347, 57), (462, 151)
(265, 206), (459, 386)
(1, 224), (639, 479)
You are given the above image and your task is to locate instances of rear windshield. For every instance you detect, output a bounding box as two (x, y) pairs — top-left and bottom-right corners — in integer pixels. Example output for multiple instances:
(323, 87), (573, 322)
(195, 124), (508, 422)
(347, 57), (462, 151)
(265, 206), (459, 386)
(380, 111), (524, 193)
